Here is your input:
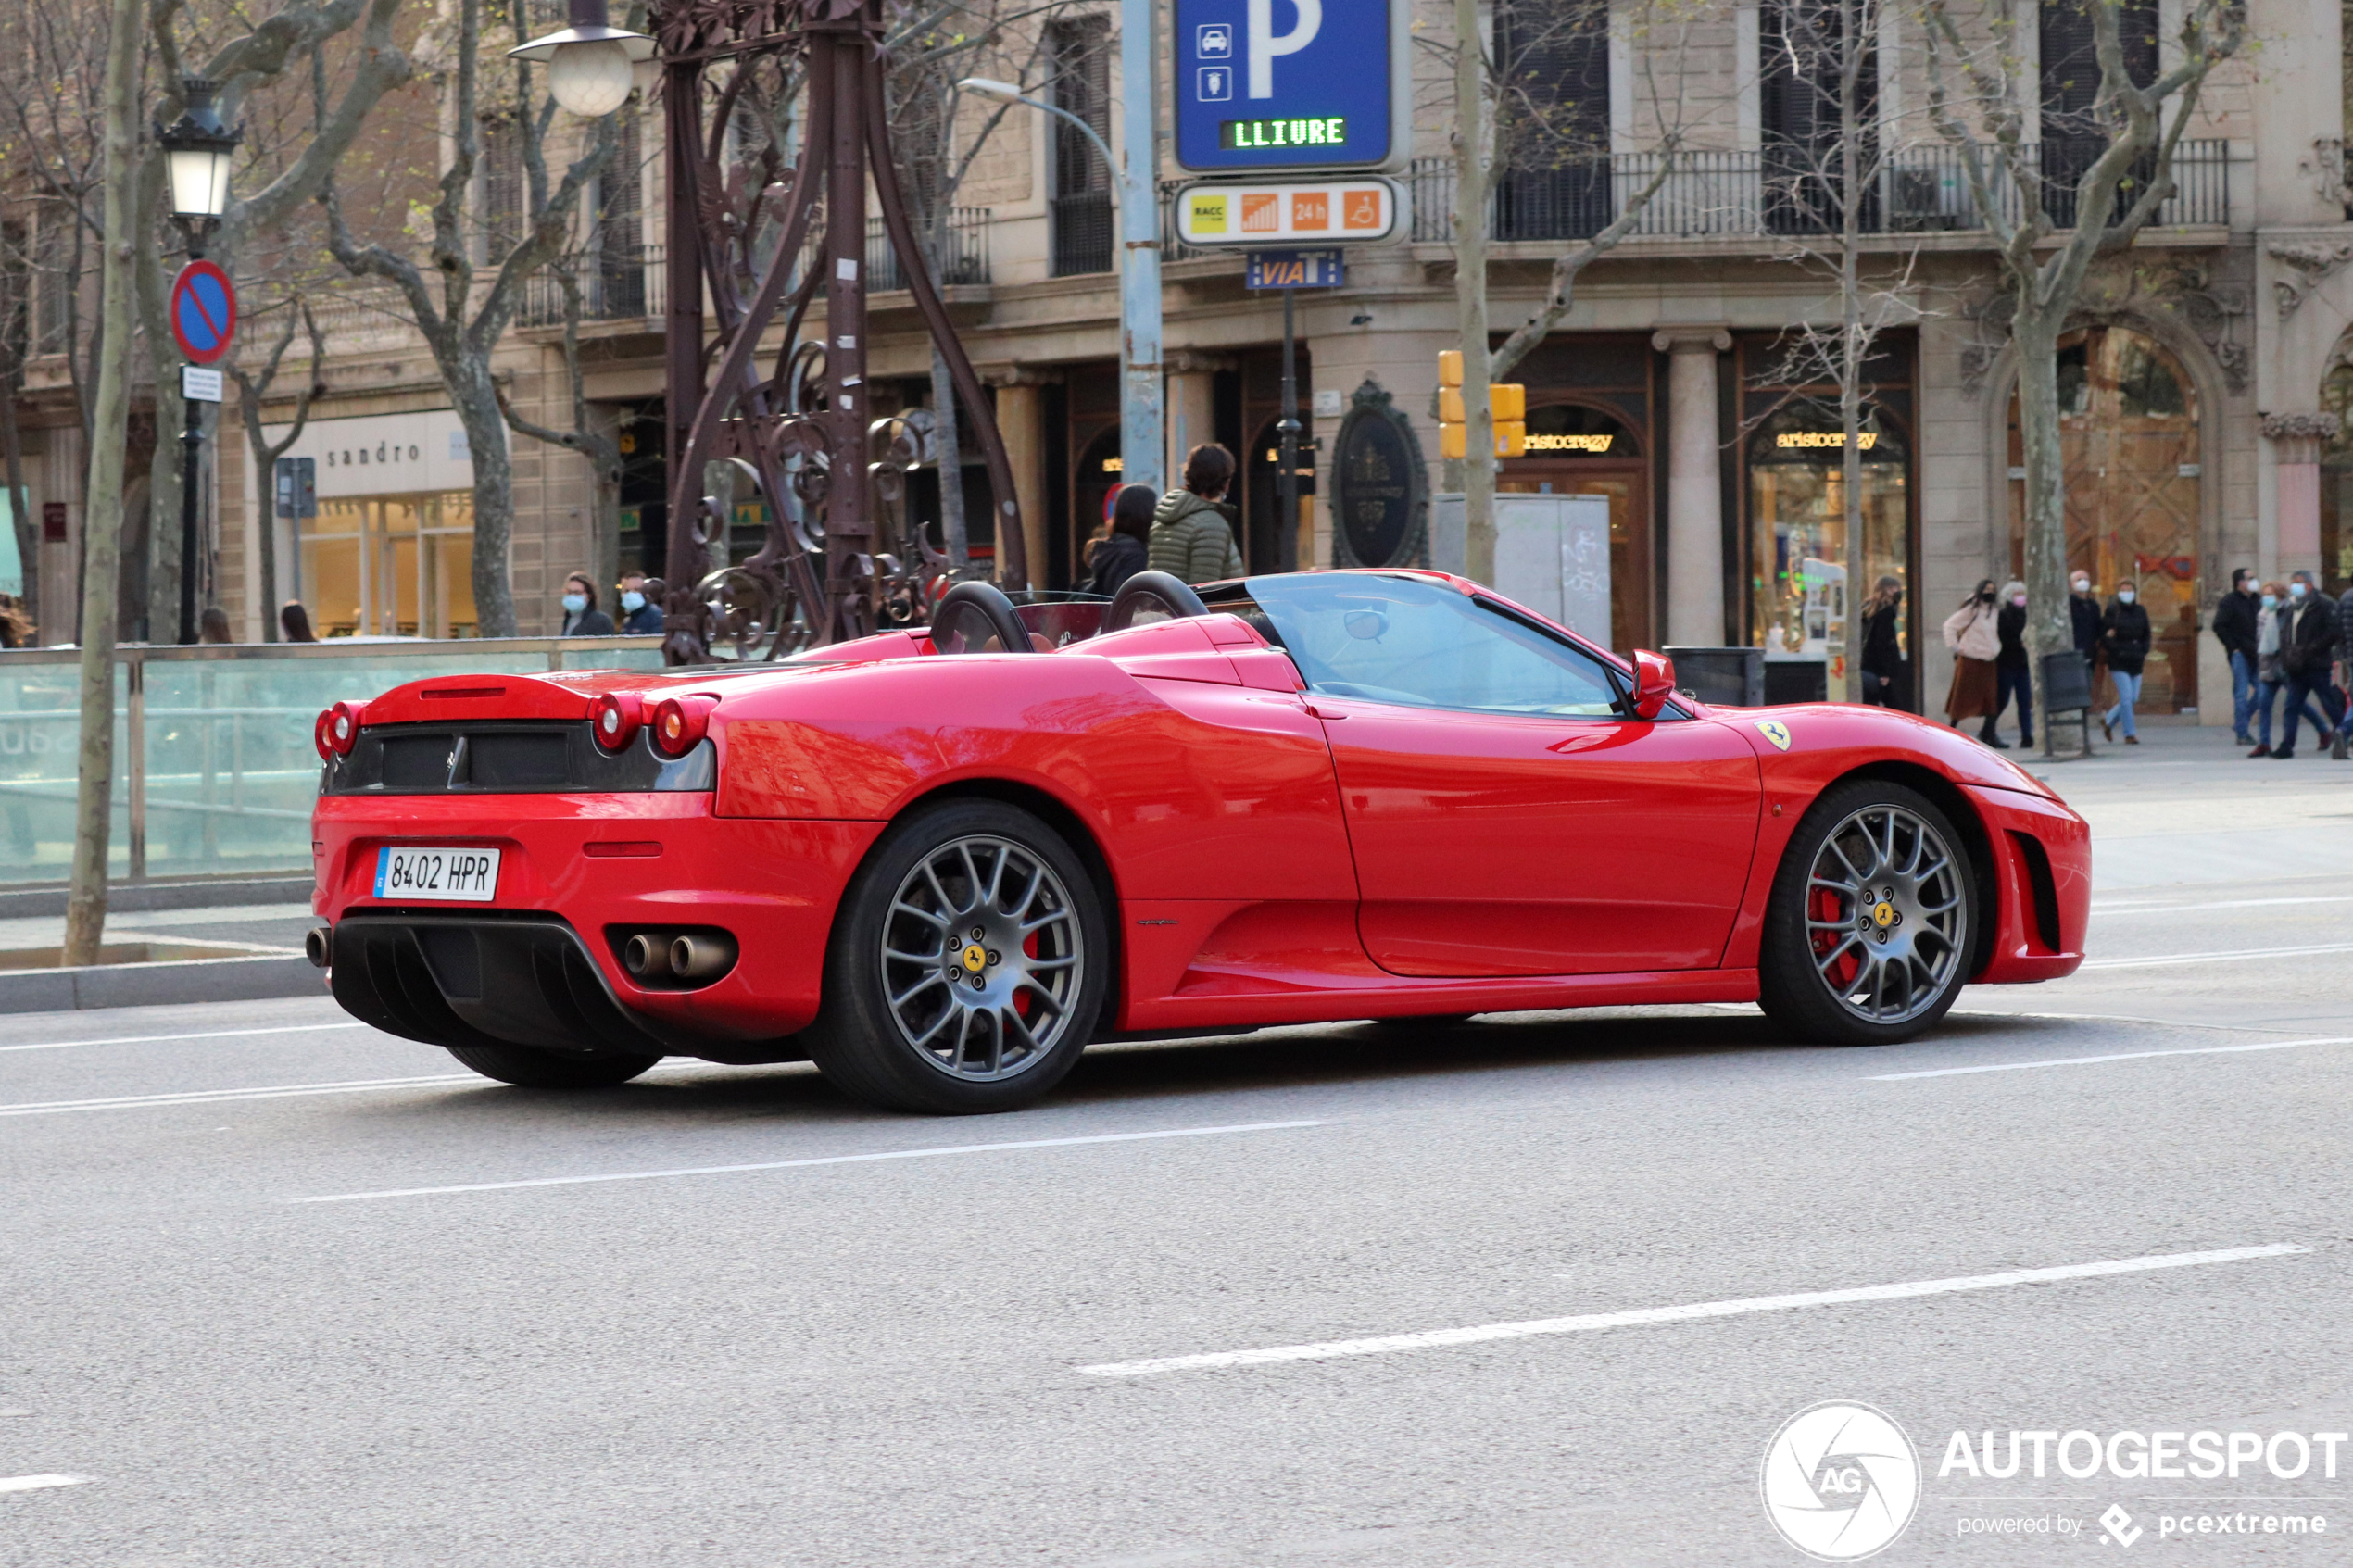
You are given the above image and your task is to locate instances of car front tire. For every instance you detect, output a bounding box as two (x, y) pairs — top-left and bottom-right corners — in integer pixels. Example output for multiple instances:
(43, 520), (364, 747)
(1758, 780), (1976, 1047)
(806, 798), (1109, 1114)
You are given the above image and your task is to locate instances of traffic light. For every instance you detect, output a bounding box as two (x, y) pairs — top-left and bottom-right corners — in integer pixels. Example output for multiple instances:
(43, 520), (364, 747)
(1437, 353), (1526, 459)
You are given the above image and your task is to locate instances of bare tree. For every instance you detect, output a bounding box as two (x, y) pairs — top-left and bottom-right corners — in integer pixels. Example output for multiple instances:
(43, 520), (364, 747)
(63, 0), (145, 967)
(1922, 0), (2245, 753)
(227, 295), (327, 639)
(323, 0), (617, 636)
(1445, 0), (1688, 583)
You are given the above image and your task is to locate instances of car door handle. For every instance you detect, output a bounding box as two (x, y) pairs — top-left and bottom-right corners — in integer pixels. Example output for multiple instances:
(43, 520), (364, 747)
(1302, 702), (1348, 720)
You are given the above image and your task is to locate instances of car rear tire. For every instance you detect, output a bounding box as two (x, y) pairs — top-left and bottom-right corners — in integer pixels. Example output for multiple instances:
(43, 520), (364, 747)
(1757, 780), (1976, 1047)
(444, 1042), (662, 1088)
(806, 799), (1108, 1114)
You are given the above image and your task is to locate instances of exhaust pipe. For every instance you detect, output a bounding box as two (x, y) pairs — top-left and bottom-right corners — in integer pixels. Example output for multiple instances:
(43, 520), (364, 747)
(623, 933), (663, 978)
(305, 925), (332, 969)
(668, 932), (737, 983)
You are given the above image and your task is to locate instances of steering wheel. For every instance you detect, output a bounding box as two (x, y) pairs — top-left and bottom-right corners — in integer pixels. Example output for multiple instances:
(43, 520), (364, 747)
(1103, 571), (1211, 633)
(927, 581), (1036, 654)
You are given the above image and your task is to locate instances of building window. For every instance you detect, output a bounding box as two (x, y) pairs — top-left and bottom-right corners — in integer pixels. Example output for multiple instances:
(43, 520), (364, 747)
(596, 103), (646, 318)
(1494, 0), (1613, 241)
(304, 493), (479, 639)
(2037, 0), (2158, 227)
(1749, 406), (1910, 696)
(1046, 17), (1114, 276)
(1759, 0), (1878, 234)
(481, 117), (525, 260)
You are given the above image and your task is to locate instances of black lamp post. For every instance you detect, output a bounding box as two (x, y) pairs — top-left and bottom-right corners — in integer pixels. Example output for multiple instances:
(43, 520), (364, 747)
(157, 79), (239, 644)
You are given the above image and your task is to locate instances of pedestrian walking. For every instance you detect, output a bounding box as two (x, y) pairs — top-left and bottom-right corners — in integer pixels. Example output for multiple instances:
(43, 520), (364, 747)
(1088, 484), (1154, 598)
(1941, 580), (2000, 738)
(2337, 574), (2353, 759)
(1982, 579), (2034, 748)
(280, 601), (317, 643)
(2214, 567), (2261, 745)
(617, 572), (664, 635)
(1858, 575), (1906, 708)
(1151, 444), (1245, 585)
(2251, 582), (2286, 756)
(198, 607), (233, 644)
(2272, 572), (2340, 759)
(2099, 582), (2152, 745)
(559, 571), (616, 636)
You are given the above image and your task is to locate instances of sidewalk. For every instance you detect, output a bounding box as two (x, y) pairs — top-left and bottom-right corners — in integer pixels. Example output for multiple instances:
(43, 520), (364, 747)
(0, 898), (321, 1012)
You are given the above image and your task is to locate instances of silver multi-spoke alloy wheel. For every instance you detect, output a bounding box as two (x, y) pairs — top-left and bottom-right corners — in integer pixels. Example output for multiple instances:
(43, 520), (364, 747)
(1802, 801), (1968, 1025)
(879, 834), (1085, 1082)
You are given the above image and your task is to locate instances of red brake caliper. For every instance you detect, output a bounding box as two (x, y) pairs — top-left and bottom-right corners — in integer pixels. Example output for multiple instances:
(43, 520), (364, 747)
(1809, 886), (1860, 986)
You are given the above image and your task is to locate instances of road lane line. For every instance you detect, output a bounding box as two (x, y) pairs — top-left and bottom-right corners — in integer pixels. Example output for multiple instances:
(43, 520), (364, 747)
(0, 1073), (486, 1115)
(1074, 1245), (2309, 1378)
(2081, 943), (2353, 971)
(1869, 1036), (2353, 1081)
(2092, 895), (2353, 916)
(0, 1474), (86, 1494)
(294, 1120), (1331, 1202)
(0, 1022), (371, 1054)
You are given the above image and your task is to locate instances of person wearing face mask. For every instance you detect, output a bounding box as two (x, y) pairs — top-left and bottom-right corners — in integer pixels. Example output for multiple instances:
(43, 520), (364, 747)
(1979, 579), (2033, 748)
(2097, 581), (2152, 745)
(1858, 575), (1907, 708)
(2212, 568), (2262, 746)
(1941, 579), (2002, 736)
(2271, 571), (2341, 758)
(2250, 581), (2289, 756)
(559, 571), (616, 637)
(616, 572), (664, 635)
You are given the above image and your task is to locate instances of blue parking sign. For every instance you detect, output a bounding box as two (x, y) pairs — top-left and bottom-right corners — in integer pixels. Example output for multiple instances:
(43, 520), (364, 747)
(1173, 0), (1408, 173)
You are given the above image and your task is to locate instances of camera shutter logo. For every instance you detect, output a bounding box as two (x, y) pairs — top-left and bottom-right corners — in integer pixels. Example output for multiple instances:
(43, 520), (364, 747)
(1760, 1401), (1920, 1560)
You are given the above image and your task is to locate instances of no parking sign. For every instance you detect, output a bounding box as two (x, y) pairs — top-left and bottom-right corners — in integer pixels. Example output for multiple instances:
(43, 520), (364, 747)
(170, 260), (237, 365)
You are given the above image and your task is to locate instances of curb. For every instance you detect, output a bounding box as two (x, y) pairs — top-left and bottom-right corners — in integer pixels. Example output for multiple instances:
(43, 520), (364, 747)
(0, 953), (325, 1013)
(0, 877), (315, 920)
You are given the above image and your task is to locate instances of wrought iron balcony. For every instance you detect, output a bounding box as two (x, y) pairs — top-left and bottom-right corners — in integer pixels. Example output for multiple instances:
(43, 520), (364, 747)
(519, 245), (667, 326)
(862, 209), (992, 291)
(1051, 193), (1115, 277)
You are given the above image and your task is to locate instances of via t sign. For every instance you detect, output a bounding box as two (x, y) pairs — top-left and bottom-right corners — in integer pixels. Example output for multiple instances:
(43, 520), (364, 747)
(1174, 0), (1409, 174)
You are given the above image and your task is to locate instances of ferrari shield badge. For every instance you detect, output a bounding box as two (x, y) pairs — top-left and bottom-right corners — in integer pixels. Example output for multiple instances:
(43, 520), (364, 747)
(1755, 719), (1793, 751)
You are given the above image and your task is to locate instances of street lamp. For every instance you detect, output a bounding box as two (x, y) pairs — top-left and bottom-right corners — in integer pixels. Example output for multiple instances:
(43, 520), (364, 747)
(958, 73), (1164, 497)
(510, 0), (657, 118)
(156, 78), (242, 644)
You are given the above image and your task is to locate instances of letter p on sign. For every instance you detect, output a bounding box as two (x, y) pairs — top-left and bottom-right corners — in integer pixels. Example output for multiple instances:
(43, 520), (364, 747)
(1247, 0), (1321, 97)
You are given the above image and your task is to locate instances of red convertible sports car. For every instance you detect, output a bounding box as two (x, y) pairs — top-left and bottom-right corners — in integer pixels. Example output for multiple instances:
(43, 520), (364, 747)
(308, 570), (2089, 1113)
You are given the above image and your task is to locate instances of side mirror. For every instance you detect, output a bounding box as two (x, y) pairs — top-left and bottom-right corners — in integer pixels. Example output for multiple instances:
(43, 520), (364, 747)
(1630, 649), (1677, 720)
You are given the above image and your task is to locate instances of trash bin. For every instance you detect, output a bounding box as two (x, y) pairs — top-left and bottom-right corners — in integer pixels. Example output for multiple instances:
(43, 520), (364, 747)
(1763, 659), (1830, 705)
(2040, 648), (2093, 712)
(1661, 646), (1765, 707)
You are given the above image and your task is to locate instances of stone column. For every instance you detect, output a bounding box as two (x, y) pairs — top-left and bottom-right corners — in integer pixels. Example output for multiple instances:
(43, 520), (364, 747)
(983, 367), (1054, 590)
(1164, 351), (1231, 492)
(1653, 328), (1732, 646)
(2263, 411), (2339, 580)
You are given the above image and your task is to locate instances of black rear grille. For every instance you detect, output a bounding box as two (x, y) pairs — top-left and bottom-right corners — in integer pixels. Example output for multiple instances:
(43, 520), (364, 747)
(323, 721), (713, 796)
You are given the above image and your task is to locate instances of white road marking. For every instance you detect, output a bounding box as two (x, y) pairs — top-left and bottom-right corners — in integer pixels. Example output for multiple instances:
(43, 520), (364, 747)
(2082, 942), (2353, 970)
(294, 1120), (1331, 1203)
(1869, 1036), (2353, 1081)
(1075, 1245), (2309, 1377)
(0, 1474), (86, 1494)
(0, 1022), (370, 1054)
(0, 1074), (484, 1115)
(2092, 895), (2353, 917)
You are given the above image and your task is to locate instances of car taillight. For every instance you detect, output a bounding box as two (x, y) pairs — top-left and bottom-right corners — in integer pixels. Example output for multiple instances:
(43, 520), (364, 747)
(316, 700), (364, 760)
(649, 694), (716, 758)
(591, 691), (643, 752)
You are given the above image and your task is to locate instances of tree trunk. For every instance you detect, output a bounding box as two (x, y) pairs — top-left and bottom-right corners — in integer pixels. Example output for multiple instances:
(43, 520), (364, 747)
(1839, 0), (1866, 705)
(455, 365), (517, 637)
(64, 0), (145, 966)
(930, 345), (967, 574)
(146, 370), (187, 643)
(1453, 0), (1495, 583)
(2014, 300), (2074, 754)
(256, 429), (280, 642)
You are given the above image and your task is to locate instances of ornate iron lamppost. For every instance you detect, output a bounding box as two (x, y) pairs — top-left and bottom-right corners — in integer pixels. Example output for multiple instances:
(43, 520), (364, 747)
(157, 78), (240, 645)
(515, 0), (1030, 663)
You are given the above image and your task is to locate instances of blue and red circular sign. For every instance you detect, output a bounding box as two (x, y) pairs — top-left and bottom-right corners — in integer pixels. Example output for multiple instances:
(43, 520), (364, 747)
(170, 260), (237, 365)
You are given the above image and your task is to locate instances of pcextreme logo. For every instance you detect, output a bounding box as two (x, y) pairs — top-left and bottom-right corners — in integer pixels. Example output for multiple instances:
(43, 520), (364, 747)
(1761, 1401), (1922, 1561)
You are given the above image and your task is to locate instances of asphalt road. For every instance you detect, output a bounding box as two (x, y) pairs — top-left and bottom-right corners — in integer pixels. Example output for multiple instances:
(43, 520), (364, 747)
(5, 725), (2350, 1566)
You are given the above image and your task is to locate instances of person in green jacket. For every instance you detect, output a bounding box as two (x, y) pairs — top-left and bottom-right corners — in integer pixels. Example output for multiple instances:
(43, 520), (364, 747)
(1150, 444), (1246, 584)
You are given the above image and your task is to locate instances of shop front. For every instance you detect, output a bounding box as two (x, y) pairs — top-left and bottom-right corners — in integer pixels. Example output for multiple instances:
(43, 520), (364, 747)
(1745, 407), (1914, 706)
(262, 409), (479, 638)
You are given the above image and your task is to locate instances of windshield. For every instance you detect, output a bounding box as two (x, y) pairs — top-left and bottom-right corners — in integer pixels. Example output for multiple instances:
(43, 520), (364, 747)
(1212, 575), (1630, 719)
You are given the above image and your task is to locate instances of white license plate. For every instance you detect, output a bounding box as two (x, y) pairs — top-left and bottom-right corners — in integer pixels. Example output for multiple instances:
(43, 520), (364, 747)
(374, 846), (501, 902)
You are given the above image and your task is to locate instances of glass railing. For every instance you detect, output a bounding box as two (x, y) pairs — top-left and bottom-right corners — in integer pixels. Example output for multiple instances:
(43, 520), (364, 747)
(0, 636), (665, 887)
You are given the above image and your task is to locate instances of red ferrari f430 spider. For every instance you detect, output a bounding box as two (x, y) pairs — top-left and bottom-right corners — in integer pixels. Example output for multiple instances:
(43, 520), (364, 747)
(308, 571), (2088, 1112)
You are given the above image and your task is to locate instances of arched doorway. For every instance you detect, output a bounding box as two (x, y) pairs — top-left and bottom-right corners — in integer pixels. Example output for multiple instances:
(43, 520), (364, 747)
(1244, 418), (1313, 573)
(1498, 401), (1650, 652)
(2008, 326), (2202, 714)
(2317, 358), (2353, 592)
